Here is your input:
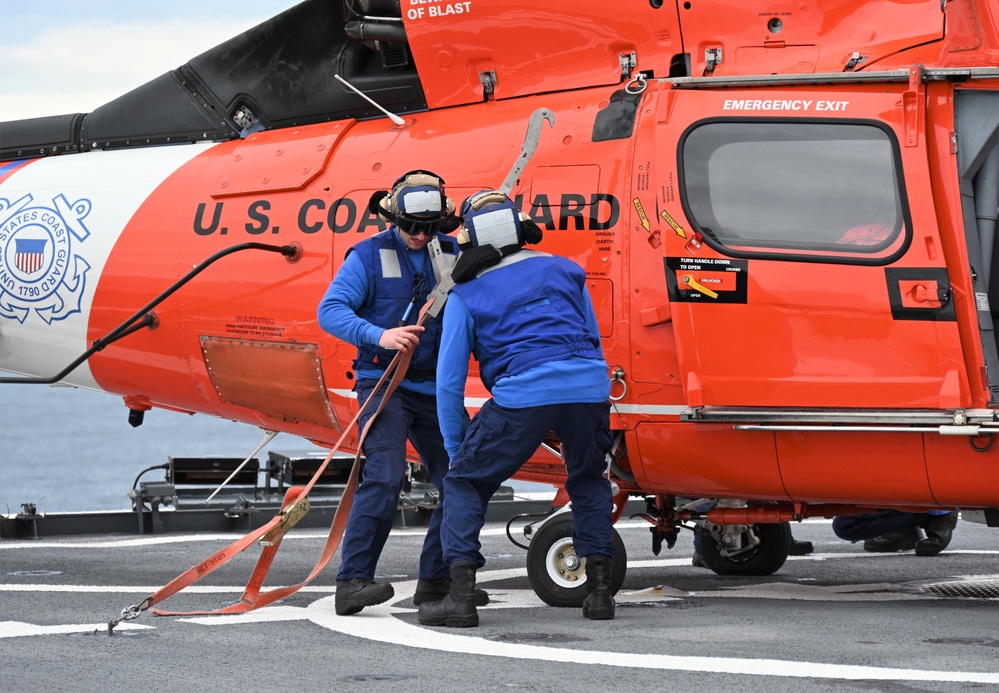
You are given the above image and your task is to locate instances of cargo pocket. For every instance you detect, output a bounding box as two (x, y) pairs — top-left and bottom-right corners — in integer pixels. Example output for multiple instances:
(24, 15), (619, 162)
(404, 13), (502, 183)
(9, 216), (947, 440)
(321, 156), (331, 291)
(453, 404), (507, 473)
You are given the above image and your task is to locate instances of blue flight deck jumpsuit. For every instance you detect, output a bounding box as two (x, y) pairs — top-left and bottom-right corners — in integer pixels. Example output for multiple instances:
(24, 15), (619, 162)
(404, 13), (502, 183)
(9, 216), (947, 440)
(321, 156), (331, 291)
(317, 228), (456, 582)
(833, 510), (953, 541)
(436, 249), (614, 567)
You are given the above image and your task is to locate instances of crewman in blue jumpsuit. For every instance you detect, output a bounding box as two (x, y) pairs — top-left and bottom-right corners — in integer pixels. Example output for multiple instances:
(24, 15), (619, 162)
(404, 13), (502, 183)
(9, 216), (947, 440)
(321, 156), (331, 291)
(833, 510), (959, 555)
(418, 190), (616, 628)
(317, 170), (486, 615)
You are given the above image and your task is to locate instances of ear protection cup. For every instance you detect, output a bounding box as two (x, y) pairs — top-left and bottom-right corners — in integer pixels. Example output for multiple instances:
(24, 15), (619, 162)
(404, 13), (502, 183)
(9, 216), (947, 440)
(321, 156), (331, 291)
(520, 216), (543, 245)
(439, 208), (462, 233)
(439, 195), (457, 229)
(369, 190), (390, 217)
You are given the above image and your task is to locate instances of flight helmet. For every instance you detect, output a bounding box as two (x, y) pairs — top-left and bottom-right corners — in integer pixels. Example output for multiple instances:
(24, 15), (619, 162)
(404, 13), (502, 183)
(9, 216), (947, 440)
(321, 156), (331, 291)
(370, 170), (458, 236)
(457, 190), (540, 251)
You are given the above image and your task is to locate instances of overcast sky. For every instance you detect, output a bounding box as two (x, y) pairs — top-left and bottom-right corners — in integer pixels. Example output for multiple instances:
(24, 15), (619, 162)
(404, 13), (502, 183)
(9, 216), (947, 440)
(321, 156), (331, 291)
(0, 0), (293, 121)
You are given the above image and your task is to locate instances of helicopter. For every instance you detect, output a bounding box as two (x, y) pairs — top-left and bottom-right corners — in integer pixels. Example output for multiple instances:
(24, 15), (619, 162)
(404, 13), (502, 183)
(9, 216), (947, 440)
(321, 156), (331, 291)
(2, 0), (999, 609)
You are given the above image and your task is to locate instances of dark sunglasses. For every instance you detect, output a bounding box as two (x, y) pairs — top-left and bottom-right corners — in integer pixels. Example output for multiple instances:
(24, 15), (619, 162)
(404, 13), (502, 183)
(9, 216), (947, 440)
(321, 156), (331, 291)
(397, 219), (439, 237)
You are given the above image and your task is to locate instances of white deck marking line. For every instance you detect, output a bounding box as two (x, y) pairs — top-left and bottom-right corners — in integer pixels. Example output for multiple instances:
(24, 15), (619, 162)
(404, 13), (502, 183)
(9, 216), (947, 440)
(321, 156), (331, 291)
(0, 534), (266, 550)
(0, 585), (335, 593)
(293, 572), (999, 684)
(2, 557), (997, 597)
(0, 621), (152, 638)
(0, 520), (866, 551)
(173, 570), (999, 684)
(0, 522), (663, 549)
(8, 568), (997, 681)
(176, 606), (310, 625)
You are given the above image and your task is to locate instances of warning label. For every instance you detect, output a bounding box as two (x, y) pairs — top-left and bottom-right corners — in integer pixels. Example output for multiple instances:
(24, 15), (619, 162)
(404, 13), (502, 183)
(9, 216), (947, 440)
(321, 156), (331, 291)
(664, 257), (748, 304)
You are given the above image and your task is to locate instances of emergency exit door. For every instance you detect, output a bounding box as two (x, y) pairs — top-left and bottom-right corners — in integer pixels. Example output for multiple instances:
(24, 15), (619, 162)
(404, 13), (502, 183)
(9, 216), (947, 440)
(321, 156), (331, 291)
(658, 88), (970, 410)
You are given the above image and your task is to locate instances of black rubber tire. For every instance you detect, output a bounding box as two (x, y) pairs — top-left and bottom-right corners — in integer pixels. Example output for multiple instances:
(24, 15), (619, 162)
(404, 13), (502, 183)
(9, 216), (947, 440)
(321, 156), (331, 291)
(698, 521), (792, 576)
(526, 512), (627, 607)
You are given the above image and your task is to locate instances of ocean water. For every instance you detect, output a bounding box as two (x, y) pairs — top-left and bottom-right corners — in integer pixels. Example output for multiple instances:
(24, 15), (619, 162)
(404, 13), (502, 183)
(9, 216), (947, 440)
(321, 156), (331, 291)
(0, 384), (307, 513)
(0, 384), (552, 514)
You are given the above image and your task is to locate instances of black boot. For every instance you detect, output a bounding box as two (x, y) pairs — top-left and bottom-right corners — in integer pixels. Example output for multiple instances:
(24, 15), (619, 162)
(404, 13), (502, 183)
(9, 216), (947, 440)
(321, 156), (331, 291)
(915, 512), (959, 556)
(335, 579), (394, 616)
(413, 578), (490, 606)
(691, 527), (708, 568)
(789, 538), (814, 556)
(582, 556), (615, 620)
(863, 527), (921, 553)
(417, 561), (479, 627)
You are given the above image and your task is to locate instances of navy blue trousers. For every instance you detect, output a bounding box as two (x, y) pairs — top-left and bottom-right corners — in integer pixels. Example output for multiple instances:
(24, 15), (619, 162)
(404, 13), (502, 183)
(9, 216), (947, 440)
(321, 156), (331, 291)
(442, 399), (614, 566)
(336, 381), (450, 581)
(832, 510), (950, 542)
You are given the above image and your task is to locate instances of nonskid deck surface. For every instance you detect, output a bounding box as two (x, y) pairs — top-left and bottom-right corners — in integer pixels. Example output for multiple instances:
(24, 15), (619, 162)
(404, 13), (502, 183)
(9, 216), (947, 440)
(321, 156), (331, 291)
(3, 518), (999, 692)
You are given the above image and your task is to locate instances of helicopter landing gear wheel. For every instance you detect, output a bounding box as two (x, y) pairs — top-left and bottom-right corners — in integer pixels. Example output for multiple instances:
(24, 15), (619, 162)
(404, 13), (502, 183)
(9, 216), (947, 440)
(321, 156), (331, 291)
(697, 521), (791, 576)
(526, 512), (627, 607)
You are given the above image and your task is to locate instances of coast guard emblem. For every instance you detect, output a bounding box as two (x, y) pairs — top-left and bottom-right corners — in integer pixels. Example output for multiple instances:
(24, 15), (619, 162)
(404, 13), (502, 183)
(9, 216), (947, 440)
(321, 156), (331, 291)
(0, 193), (91, 324)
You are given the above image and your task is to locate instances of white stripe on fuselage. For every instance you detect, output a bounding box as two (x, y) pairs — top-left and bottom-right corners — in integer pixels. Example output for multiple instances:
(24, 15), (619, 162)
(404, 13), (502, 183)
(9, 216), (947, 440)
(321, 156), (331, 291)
(327, 388), (686, 417)
(0, 143), (217, 389)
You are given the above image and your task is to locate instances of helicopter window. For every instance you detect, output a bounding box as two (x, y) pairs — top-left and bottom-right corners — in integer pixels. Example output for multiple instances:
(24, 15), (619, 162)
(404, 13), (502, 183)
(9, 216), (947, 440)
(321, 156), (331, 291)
(680, 120), (906, 261)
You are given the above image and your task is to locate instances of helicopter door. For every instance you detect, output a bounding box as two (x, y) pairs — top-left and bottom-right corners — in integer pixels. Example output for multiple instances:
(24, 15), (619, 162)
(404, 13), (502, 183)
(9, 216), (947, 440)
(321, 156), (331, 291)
(955, 89), (999, 404)
(659, 89), (970, 410)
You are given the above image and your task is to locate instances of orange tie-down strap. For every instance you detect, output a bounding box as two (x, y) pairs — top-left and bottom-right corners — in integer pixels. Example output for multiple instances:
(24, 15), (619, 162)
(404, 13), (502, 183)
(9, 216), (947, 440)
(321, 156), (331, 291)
(107, 342), (415, 632)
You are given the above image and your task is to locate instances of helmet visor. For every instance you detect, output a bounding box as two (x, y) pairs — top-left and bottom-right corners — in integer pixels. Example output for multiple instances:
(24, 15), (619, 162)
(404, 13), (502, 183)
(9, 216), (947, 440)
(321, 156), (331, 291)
(394, 185), (444, 236)
(396, 216), (440, 236)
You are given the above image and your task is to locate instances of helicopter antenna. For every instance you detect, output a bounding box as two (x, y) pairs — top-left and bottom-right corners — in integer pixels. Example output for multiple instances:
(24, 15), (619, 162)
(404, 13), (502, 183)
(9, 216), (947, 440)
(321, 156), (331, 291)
(334, 74), (406, 126)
